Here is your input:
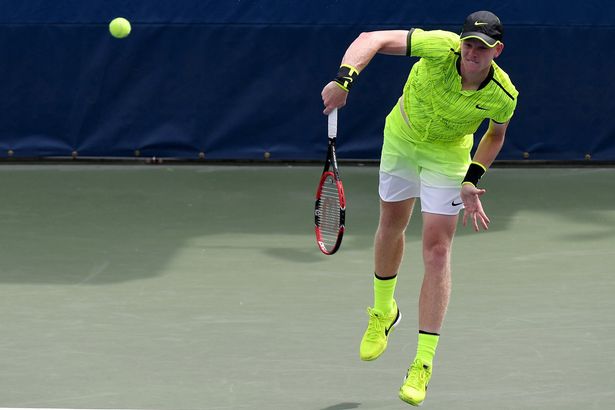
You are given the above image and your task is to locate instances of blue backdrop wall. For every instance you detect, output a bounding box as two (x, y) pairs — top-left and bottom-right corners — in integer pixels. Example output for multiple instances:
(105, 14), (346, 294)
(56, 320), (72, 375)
(0, 0), (613, 161)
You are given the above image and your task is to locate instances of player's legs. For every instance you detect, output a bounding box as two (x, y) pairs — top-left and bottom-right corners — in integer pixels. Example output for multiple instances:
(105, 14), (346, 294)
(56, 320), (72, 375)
(399, 181), (461, 406)
(417, 171), (463, 334)
(374, 197), (415, 279)
(362, 102), (423, 361)
(360, 171), (418, 361)
(419, 211), (457, 333)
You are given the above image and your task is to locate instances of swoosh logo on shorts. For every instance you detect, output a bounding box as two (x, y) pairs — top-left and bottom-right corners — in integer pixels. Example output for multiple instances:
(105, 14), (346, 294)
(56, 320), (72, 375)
(452, 200), (463, 206)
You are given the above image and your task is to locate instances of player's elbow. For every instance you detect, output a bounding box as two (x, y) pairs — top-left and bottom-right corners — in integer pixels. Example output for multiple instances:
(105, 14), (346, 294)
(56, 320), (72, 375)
(357, 31), (375, 42)
(486, 131), (506, 146)
(356, 31), (386, 52)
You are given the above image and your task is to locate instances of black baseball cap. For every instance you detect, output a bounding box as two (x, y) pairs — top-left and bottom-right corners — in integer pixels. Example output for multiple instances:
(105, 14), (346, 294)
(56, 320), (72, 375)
(460, 11), (503, 47)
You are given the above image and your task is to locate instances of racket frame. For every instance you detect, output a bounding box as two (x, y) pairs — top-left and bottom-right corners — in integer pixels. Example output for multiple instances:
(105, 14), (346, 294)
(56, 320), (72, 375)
(314, 109), (346, 255)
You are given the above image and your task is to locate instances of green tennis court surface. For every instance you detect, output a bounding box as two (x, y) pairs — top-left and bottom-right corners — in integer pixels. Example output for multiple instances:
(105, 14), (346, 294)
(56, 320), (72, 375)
(0, 165), (613, 409)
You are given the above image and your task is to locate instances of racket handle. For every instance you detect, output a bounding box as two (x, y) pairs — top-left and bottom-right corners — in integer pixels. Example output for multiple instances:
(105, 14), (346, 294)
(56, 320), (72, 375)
(328, 108), (338, 140)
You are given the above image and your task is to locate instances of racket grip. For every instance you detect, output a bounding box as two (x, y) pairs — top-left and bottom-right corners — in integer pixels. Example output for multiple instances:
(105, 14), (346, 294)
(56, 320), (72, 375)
(328, 108), (338, 140)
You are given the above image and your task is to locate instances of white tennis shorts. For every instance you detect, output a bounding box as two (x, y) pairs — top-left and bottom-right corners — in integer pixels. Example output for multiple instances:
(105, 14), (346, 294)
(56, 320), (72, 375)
(379, 171), (465, 216)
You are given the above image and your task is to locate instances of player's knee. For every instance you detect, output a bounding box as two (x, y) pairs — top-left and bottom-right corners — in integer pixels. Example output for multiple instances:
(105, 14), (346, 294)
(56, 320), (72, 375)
(375, 224), (406, 242)
(423, 242), (450, 269)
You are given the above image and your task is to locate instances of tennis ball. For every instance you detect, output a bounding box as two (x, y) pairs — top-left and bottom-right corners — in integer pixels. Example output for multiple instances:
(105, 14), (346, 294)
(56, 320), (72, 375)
(109, 17), (131, 39)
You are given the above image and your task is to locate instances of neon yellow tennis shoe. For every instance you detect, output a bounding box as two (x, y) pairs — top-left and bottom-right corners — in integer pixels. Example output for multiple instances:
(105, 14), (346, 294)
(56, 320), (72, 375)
(359, 300), (401, 361)
(399, 359), (432, 406)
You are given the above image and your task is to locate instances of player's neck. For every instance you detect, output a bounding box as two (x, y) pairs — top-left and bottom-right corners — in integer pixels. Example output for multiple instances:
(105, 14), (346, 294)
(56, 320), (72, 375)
(460, 64), (491, 91)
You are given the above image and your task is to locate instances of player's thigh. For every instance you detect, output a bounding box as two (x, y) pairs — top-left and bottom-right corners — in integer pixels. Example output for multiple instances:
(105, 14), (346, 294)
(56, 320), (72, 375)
(421, 211), (458, 249)
(378, 197), (416, 233)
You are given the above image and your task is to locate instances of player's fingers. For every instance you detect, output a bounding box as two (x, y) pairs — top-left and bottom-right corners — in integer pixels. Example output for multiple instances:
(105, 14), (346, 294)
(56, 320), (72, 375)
(462, 210), (468, 227)
(477, 204), (490, 222)
(482, 212), (491, 225)
(472, 212), (479, 232)
(322, 89), (334, 114)
(321, 96), (330, 114)
(325, 104), (342, 114)
(479, 214), (490, 230)
(323, 102), (336, 115)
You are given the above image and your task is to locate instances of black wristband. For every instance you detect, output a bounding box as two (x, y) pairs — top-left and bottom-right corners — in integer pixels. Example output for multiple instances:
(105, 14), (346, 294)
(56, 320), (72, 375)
(334, 64), (360, 92)
(462, 162), (487, 187)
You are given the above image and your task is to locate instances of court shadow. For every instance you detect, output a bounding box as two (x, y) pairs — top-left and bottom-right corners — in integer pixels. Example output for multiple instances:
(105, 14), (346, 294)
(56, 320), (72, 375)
(319, 403), (361, 410)
(263, 247), (321, 263)
(1, 165), (613, 285)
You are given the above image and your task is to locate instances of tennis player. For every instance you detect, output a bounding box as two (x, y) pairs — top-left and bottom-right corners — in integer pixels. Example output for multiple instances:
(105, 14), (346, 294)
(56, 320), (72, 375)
(321, 11), (518, 406)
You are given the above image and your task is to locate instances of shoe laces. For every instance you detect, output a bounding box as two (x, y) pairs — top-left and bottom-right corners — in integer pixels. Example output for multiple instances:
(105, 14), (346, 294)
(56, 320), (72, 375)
(365, 307), (385, 340)
(405, 359), (430, 389)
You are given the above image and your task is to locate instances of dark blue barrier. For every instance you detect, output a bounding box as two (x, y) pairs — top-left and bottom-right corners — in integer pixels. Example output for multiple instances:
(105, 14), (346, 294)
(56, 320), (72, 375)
(0, 1), (613, 160)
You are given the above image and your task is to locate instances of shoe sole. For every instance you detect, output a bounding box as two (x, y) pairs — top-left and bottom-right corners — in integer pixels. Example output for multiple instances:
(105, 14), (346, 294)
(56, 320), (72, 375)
(399, 393), (424, 406)
(360, 309), (402, 361)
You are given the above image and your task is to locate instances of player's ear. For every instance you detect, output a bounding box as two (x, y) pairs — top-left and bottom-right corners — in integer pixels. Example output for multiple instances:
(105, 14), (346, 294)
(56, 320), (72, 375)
(494, 42), (504, 58)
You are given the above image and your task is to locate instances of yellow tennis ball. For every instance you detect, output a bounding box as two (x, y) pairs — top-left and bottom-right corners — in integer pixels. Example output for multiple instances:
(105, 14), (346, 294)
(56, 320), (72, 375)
(109, 17), (131, 39)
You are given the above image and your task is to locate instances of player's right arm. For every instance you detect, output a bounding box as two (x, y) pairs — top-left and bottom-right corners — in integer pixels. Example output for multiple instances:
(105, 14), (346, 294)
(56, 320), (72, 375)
(322, 30), (409, 115)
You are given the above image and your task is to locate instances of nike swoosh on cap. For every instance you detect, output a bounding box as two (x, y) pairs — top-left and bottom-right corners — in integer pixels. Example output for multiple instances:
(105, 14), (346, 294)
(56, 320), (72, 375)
(474, 21), (489, 26)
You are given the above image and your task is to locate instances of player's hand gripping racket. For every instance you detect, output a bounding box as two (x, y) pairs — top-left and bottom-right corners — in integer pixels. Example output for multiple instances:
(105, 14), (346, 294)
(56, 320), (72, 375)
(314, 108), (346, 255)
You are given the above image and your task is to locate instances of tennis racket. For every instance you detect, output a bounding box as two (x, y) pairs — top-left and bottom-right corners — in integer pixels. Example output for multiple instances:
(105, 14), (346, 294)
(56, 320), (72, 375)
(314, 108), (346, 255)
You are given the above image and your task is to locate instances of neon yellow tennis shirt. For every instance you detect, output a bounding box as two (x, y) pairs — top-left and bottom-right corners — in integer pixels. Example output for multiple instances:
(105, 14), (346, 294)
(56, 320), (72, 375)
(400, 29), (518, 146)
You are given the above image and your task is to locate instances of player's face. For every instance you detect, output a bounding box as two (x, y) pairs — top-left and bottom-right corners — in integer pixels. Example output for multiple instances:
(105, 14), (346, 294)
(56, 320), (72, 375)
(460, 39), (503, 73)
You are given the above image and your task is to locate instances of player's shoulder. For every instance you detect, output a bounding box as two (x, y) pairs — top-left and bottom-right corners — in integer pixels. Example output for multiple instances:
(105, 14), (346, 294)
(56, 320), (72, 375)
(491, 62), (519, 102)
(412, 29), (459, 42)
(409, 29), (460, 57)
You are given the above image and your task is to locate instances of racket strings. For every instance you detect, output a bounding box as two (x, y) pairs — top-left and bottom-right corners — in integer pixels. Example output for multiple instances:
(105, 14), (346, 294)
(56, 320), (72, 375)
(318, 176), (341, 248)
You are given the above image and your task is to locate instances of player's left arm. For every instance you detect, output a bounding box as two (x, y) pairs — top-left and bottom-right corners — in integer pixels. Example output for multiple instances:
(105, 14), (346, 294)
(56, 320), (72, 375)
(460, 119), (509, 231)
(473, 119), (509, 167)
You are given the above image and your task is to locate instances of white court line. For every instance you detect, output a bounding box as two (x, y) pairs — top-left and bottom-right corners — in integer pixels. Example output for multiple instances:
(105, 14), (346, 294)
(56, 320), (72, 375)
(0, 408), (154, 410)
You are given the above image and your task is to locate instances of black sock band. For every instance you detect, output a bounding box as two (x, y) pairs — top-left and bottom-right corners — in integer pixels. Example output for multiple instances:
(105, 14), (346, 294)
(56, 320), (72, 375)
(374, 272), (397, 280)
(419, 330), (440, 336)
